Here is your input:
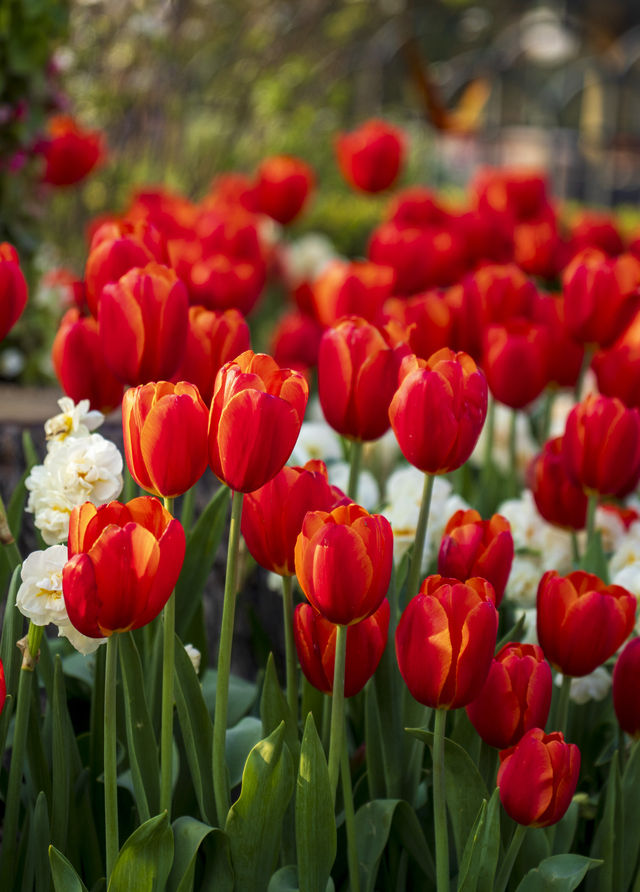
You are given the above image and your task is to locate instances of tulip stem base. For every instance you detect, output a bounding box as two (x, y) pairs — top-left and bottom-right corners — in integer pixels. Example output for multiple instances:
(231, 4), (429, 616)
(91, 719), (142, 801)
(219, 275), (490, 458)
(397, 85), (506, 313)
(104, 633), (119, 882)
(406, 473), (435, 605)
(347, 439), (363, 501)
(328, 623), (348, 802)
(570, 531), (580, 567)
(213, 488), (244, 825)
(556, 673), (572, 740)
(495, 823), (527, 892)
(281, 574), (298, 723)
(341, 733), (360, 892)
(433, 708), (449, 892)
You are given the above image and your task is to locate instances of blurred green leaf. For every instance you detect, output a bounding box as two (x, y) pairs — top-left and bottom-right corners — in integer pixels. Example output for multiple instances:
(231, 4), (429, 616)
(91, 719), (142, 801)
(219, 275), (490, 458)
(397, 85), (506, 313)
(516, 855), (602, 891)
(587, 751), (622, 892)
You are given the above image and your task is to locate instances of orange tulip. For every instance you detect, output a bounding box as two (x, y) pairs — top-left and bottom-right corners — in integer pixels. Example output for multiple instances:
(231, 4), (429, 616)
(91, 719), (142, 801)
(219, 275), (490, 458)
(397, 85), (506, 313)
(62, 497), (185, 637)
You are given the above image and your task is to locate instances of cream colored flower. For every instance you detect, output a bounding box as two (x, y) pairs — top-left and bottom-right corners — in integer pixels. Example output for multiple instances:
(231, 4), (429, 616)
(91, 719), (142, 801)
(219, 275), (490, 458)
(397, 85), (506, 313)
(289, 421), (342, 466)
(184, 643), (202, 674)
(281, 233), (338, 287)
(555, 667), (611, 705)
(328, 462), (379, 510)
(44, 397), (103, 447)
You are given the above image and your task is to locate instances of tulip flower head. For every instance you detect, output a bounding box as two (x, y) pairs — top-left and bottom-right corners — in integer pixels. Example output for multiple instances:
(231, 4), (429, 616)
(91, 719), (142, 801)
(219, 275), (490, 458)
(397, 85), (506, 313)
(62, 497), (186, 637)
(528, 437), (588, 531)
(395, 575), (498, 709)
(482, 318), (551, 410)
(537, 570), (636, 677)
(498, 728), (580, 827)
(40, 115), (105, 187)
(466, 643), (552, 749)
(294, 599), (390, 697)
(336, 119), (406, 194)
(208, 350), (308, 493)
(389, 348), (488, 475)
(255, 155), (314, 225)
(122, 381), (209, 498)
(612, 637), (640, 739)
(295, 503), (393, 625)
(438, 509), (514, 605)
(0, 242), (28, 343)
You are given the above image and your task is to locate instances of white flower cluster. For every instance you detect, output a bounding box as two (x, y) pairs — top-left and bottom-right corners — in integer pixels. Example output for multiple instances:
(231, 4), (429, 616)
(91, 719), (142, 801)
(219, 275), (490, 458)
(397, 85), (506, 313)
(381, 465), (469, 569)
(555, 667), (612, 705)
(16, 545), (105, 655)
(608, 509), (640, 634)
(26, 398), (123, 545)
(280, 233), (338, 287)
(469, 401), (538, 476)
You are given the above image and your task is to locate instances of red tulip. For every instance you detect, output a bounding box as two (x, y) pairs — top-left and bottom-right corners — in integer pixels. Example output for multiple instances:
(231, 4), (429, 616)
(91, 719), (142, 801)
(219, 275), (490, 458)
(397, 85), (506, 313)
(40, 115), (105, 187)
(63, 497), (186, 637)
(208, 350), (308, 493)
(98, 263), (189, 386)
(51, 308), (124, 413)
(254, 155), (314, 225)
(294, 599), (390, 697)
(466, 263), (537, 326)
(592, 311), (640, 410)
(386, 187), (448, 228)
(466, 643), (552, 749)
(336, 119), (406, 193)
(562, 394), (640, 498)
(122, 381), (209, 499)
(171, 305), (250, 404)
(528, 437), (588, 531)
(498, 728), (580, 827)
(241, 460), (346, 576)
(0, 242), (28, 342)
(318, 316), (409, 442)
(569, 212), (624, 258)
(395, 575), (498, 709)
(482, 318), (551, 409)
(531, 294), (584, 389)
(562, 248), (640, 347)
(389, 348), (488, 474)
(84, 219), (164, 317)
(310, 260), (395, 327)
(294, 503), (393, 625)
(537, 570), (636, 677)
(612, 638), (640, 739)
(270, 310), (324, 375)
(438, 509), (513, 605)
(369, 220), (466, 294)
(383, 291), (453, 361)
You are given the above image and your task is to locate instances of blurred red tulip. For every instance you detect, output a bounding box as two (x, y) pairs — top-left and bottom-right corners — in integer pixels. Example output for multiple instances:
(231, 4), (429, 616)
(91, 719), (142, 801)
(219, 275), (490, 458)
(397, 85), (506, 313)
(537, 570), (636, 677)
(482, 318), (551, 409)
(310, 260), (394, 328)
(531, 294), (584, 389)
(336, 119), (406, 193)
(270, 310), (324, 375)
(294, 599), (389, 697)
(612, 638), (640, 739)
(383, 291), (453, 361)
(528, 437), (588, 531)
(40, 115), (105, 187)
(255, 155), (314, 224)
(0, 242), (28, 342)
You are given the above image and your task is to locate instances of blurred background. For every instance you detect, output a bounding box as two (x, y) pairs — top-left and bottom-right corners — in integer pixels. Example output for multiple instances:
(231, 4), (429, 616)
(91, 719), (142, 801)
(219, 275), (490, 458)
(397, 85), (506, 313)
(2, 0), (640, 384)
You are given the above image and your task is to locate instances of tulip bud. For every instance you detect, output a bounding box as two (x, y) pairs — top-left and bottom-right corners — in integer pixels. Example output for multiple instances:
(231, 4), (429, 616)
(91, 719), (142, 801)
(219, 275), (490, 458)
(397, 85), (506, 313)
(335, 119), (406, 194)
(438, 509), (513, 605)
(208, 350), (308, 493)
(537, 570), (636, 677)
(122, 381), (209, 498)
(612, 638), (640, 739)
(255, 155), (314, 225)
(295, 503), (393, 625)
(395, 575), (498, 709)
(294, 599), (389, 697)
(498, 728), (580, 827)
(40, 115), (105, 188)
(389, 348), (488, 475)
(466, 643), (552, 749)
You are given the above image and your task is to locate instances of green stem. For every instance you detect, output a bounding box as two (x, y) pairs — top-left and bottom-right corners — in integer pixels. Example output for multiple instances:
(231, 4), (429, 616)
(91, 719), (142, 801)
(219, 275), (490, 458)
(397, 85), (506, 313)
(104, 633), (119, 882)
(180, 485), (195, 532)
(327, 623), (348, 802)
(321, 693), (331, 753)
(0, 632), (39, 885)
(540, 389), (554, 444)
(160, 496), (176, 819)
(555, 673), (572, 740)
(433, 708), (449, 892)
(213, 488), (244, 825)
(495, 823), (527, 892)
(406, 473), (435, 605)
(508, 408), (518, 498)
(483, 397), (496, 475)
(281, 575), (298, 723)
(570, 530), (580, 567)
(586, 492), (598, 553)
(347, 439), (363, 501)
(341, 733), (360, 892)
(0, 494), (21, 578)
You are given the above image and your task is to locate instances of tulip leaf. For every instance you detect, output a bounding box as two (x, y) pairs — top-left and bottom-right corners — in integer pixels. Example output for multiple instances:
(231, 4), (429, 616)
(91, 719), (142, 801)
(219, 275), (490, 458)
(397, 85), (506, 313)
(457, 788), (501, 892)
(175, 484), (230, 638)
(201, 667), (257, 727)
(118, 632), (160, 822)
(622, 740), (640, 888)
(407, 727), (489, 862)
(49, 846), (89, 892)
(260, 653), (300, 764)
(173, 635), (216, 824)
(51, 655), (70, 853)
(551, 800), (579, 856)
(0, 565), (24, 753)
(587, 751), (622, 892)
(107, 812), (174, 892)
(266, 866), (336, 892)
(355, 798), (435, 892)
(225, 722), (295, 892)
(296, 713), (336, 892)
(364, 680), (387, 800)
(226, 717), (264, 788)
(22, 791), (50, 892)
(515, 855), (602, 891)
(495, 611), (528, 653)
(168, 816), (234, 892)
